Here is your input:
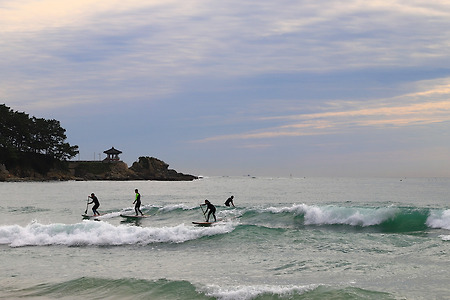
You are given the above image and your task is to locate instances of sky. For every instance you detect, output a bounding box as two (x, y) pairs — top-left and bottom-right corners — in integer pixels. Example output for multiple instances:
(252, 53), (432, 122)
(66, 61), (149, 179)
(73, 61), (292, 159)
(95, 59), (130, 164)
(1, 0), (450, 177)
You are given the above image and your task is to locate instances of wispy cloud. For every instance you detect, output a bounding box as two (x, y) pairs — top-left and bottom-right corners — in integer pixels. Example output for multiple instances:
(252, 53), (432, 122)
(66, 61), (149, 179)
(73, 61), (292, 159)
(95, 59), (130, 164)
(197, 79), (450, 143)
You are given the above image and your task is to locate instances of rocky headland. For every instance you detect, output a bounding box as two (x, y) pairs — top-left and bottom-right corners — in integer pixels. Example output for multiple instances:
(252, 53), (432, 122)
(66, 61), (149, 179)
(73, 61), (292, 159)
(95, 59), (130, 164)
(0, 156), (198, 181)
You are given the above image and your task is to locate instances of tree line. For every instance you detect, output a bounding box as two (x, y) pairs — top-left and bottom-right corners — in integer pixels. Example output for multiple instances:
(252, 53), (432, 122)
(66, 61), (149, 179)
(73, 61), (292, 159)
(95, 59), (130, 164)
(0, 104), (79, 161)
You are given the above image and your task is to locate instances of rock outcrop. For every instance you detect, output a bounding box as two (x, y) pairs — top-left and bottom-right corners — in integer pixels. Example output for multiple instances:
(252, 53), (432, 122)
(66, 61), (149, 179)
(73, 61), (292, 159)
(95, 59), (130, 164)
(1, 156), (198, 181)
(129, 156), (197, 181)
(0, 164), (9, 181)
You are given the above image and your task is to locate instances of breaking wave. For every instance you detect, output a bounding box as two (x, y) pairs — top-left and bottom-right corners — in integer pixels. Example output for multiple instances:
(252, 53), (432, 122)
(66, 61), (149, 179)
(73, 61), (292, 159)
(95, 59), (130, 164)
(0, 220), (235, 247)
(0, 277), (397, 300)
(1, 204), (449, 247)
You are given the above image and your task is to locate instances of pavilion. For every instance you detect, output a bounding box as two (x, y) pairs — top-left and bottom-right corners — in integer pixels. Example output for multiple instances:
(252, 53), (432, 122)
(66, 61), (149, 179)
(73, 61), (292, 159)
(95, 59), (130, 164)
(103, 147), (122, 162)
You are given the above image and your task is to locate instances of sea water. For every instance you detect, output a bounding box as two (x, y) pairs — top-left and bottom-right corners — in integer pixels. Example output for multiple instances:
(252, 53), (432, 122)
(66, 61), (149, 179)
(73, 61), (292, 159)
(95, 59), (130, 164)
(0, 176), (449, 299)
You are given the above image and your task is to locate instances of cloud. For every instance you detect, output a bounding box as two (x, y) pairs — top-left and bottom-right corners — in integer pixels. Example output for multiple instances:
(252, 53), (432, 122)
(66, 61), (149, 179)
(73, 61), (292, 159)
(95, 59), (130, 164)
(2, 1), (450, 111)
(0, 0), (181, 32)
(196, 78), (450, 143)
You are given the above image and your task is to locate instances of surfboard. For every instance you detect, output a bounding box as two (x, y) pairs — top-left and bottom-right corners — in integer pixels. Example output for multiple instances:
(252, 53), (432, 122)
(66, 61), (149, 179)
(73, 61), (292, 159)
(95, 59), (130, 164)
(192, 219), (222, 226)
(82, 214), (103, 219)
(120, 214), (148, 219)
(192, 221), (214, 226)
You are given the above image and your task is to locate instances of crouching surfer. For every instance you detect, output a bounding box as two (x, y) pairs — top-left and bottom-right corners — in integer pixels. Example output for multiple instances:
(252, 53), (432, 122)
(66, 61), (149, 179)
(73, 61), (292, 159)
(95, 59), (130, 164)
(225, 195), (235, 207)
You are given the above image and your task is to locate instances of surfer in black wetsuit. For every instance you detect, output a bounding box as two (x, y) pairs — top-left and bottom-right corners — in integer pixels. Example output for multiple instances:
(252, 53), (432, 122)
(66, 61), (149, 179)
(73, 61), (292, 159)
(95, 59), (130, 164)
(133, 189), (144, 216)
(201, 199), (216, 222)
(88, 193), (100, 216)
(225, 195), (235, 207)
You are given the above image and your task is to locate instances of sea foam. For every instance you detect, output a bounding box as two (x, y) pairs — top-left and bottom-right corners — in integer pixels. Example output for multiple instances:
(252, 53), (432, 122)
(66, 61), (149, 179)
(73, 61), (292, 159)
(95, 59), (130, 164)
(0, 220), (235, 247)
(426, 209), (450, 230)
(203, 284), (317, 300)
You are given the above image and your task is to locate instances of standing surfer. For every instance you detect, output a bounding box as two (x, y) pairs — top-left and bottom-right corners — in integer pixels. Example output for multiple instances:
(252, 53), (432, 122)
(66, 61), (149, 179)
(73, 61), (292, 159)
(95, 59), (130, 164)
(88, 193), (100, 216)
(225, 195), (235, 207)
(201, 199), (217, 222)
(133, 189), (144, 216)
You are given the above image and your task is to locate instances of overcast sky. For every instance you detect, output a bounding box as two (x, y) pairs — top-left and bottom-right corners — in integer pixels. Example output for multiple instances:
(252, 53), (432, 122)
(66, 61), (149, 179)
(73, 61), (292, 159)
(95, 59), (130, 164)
(1, 0), (450, 177)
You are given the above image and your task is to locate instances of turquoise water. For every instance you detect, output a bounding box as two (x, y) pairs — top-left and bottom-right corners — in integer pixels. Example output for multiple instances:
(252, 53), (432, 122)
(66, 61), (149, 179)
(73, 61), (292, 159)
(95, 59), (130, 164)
(0, 177), (449, 299)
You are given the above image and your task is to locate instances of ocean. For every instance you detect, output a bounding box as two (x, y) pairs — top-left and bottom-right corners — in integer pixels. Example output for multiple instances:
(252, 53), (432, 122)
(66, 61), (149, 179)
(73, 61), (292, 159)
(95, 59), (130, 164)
(0, 176), (449, 299)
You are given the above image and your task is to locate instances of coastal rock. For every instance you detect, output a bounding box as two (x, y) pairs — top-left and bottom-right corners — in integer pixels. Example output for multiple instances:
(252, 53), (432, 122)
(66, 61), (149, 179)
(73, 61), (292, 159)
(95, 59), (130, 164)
(0, 164), (10, 181)
(1, 156), (198, 181)
(130, 156), (198, 181)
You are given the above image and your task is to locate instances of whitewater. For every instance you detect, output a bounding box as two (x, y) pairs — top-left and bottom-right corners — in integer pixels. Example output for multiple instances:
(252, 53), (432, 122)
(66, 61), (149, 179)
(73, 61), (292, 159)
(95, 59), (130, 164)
(0, 176), (449, 299)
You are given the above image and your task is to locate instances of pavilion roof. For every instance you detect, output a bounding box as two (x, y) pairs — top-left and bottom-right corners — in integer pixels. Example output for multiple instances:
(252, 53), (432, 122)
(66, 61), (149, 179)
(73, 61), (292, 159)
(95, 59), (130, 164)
(103, 147), (122, 154)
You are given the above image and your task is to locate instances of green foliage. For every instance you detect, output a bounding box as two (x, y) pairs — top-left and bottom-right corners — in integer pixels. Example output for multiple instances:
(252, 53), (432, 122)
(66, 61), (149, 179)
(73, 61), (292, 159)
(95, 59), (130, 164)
(0, 104), (79, 163)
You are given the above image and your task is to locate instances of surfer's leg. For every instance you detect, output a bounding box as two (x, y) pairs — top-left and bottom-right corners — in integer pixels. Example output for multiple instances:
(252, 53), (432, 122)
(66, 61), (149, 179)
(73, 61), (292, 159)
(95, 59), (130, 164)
(92, 204), (100, 215)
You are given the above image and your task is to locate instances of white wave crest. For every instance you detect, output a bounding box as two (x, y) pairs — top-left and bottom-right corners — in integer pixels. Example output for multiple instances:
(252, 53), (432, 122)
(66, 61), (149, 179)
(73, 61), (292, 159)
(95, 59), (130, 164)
(265, 204), (398, 226)
(203, 284), (317, 300)
(426, 209), (450, 230)
(0, 221), (235, 247)
(439, 235), (450, 241)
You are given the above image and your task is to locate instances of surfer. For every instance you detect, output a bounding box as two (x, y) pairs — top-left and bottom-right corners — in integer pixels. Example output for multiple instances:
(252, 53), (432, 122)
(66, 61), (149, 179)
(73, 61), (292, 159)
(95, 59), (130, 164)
(201, 199), (216, 222)
(225, 195), (235, 207)
(133, 189), (144, 216)
(88, 193), (100, 216)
